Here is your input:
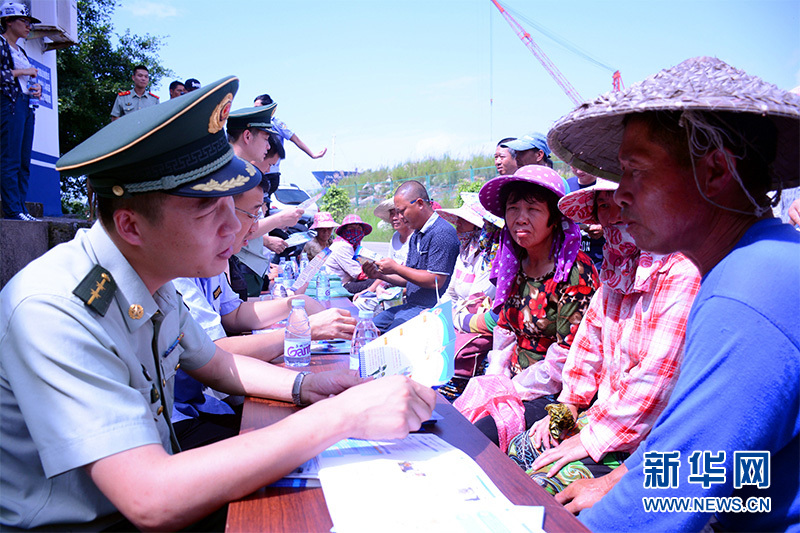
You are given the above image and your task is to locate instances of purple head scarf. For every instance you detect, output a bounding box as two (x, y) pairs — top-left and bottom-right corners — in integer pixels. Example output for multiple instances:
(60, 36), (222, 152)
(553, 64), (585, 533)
(479, 165), (581, 312)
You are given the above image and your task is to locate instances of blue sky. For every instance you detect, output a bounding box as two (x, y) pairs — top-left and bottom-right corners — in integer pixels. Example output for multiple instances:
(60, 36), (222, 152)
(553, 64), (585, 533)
(112, 0), (800, 190)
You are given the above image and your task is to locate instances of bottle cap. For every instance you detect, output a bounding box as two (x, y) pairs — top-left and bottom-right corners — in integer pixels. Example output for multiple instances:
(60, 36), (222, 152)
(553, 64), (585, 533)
(358, 310), (373, 319)
(291, 298), (306, 307)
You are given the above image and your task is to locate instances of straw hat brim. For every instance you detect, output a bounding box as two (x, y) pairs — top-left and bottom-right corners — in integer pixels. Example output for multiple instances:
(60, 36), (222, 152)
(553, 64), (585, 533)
(436, 207), (484, 229)
(548, 56), (800, 190)
(373, 199), (395, 224)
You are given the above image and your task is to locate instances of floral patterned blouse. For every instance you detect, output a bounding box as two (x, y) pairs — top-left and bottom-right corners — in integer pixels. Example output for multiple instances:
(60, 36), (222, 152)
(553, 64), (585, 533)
(496, 252), (599, 375)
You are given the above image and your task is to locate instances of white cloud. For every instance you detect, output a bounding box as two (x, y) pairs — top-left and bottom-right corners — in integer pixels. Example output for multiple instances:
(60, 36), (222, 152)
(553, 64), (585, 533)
(121, 2), (179, 19)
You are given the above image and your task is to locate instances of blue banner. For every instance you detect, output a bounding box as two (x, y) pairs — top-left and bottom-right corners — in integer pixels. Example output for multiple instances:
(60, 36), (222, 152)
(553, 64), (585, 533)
(28, 57), (53, 110)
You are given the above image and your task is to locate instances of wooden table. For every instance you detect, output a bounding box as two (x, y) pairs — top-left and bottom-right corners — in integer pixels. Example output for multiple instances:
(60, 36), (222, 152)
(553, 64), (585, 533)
(226, 297), (587, 532)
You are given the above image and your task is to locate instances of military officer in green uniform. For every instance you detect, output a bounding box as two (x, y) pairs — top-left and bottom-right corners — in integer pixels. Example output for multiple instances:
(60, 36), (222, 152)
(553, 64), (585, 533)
(110, 64), (159, 121)
(0, 76), (435, 531)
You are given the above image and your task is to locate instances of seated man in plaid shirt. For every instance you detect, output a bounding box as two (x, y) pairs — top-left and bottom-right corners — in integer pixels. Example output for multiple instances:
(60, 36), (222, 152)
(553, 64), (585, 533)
(505, 179), (701, 494)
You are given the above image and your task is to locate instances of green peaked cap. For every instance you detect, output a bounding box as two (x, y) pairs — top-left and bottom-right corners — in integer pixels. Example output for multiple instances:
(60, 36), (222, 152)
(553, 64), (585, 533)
(56, 75), (261, 198)
(226, 103), (278, 133)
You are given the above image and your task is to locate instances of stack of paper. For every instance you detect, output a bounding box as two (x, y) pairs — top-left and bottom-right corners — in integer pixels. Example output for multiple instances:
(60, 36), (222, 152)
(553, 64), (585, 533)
(317, 434), (544, 532)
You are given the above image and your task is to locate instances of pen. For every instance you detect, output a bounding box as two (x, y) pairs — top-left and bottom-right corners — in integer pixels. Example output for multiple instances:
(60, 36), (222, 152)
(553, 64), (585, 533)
(163, 333), (184, 358)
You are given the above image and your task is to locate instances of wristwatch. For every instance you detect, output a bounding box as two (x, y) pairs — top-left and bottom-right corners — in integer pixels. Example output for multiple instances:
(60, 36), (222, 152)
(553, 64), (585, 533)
(292, 371), (312, 406)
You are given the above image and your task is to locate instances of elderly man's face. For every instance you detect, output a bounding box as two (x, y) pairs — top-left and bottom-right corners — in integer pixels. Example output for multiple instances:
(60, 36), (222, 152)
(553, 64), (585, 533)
(495, 146), (518, 176)
(615, 118), (705, 255)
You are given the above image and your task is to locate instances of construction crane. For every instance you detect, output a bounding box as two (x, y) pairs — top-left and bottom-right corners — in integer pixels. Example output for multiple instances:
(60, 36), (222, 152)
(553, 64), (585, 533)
(490, 0), (622, 106)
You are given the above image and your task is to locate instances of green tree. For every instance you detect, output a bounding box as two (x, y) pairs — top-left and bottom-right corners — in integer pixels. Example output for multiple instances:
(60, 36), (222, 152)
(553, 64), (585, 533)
(319, 185), (350, 222)
(56, 0), (173, 213)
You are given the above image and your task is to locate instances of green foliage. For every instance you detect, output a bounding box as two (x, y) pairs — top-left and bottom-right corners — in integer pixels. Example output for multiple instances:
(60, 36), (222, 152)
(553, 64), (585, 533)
(455, 180), (483, 206)
(345, 154), (495, 188)
(354, 207), (393, 242)
(319, 185), (350, 222)
(56, 0), (174, 205)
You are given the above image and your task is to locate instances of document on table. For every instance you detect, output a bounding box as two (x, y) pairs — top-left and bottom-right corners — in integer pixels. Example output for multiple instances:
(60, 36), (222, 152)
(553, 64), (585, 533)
(317, 433), (544, 533)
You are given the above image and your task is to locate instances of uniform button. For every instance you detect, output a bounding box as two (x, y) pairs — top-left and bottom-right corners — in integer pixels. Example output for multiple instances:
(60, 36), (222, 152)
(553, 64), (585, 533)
(162, 379), (166, 386)
(157, 406), (164, 416)
(175, 363), (181, 370)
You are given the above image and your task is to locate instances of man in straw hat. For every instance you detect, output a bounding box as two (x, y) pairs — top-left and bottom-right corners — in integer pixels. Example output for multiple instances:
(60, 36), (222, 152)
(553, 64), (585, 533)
(0, 76), (435, 530)
(546, 57), (799, 531)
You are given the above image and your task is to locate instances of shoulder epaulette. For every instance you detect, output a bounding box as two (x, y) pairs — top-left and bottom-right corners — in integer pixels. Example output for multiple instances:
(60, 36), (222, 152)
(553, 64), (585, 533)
(118, 90), (131, 96)
(149, 92), (160, 99)
(73, 265), (117, 316)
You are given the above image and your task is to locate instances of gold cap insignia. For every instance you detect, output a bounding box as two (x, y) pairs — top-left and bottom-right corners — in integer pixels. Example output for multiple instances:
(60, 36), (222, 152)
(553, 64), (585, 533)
(190, 174), (249, 192)
(112, 185), (125, 197)
(128, 304), (144, 320)
(208, 93), (234, 134)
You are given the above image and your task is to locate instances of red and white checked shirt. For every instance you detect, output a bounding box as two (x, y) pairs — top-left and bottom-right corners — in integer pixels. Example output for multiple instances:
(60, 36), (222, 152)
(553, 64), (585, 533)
(558, 252), (701, 462)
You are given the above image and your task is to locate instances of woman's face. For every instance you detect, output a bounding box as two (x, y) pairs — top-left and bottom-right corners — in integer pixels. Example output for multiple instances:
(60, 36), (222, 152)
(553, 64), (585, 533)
(316, 227), (333, 243)
(389, 208), (411, 233)
(596, 190), (622, 228)
(505, 196), (554, 255)
(455, 217), (478, 234)
(6, 17), (32, 39)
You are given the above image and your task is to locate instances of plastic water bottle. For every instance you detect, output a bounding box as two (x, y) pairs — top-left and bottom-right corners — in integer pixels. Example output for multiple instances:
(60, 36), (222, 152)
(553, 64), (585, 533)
(299, 252), (309, 275)
(279, 258), (288, 279)
(282, 276), (293, 296)
(284, 299), (311, 367)
(27, 79), (39, 109)
(350, 310), (380, 372)
(316, 270), (330, 306)
(272, 272), (287, 299)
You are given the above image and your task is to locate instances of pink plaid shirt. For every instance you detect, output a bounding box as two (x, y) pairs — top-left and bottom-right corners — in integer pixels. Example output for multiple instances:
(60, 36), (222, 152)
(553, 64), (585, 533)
(558, 252), (701, 462)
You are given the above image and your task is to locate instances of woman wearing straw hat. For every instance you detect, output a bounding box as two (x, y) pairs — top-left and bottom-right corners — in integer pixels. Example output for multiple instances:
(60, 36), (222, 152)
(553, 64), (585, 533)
(435, 195), (503, 401)
(304, 211), (338, 261)
(352, 199), (413, 313)
(454, 165), (599, 452)
(322, 214), (376, 294)
(504, 178), (700, 496)
(436, 199), (497, 307)
(373, 197), (413, 266)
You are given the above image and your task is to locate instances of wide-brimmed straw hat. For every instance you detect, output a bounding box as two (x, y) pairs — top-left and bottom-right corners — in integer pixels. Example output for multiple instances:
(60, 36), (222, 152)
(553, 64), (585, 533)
(437, 192), (504, 229)
(336, 214), (372, 236)
(478, 165), (570, 218)
(436, 205), (483, 228)
(310, 211), (339, 230)
(373, 198), (395, 224)
(558, 178), (619, 225)
(547, 56), (800, 190)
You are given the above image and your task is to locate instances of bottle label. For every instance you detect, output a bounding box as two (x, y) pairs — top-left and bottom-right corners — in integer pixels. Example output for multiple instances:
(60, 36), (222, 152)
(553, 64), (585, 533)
(284, 339), (311, 359)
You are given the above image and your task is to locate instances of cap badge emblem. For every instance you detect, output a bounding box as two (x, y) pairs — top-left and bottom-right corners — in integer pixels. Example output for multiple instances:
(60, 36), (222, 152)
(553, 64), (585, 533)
(208, 93), (233, 134)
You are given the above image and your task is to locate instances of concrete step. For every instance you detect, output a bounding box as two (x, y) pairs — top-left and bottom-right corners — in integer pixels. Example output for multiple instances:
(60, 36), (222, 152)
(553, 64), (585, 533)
(0, 212), (92, 289)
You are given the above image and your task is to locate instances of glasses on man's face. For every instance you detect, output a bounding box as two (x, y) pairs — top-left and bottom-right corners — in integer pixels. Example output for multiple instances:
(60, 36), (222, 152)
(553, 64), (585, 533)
(235, 206), (264, 221)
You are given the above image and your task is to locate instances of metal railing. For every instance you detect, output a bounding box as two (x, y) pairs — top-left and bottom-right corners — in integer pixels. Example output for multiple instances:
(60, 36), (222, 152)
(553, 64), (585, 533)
(309, 166), (499, 208)
(307, 160), (572, 208)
